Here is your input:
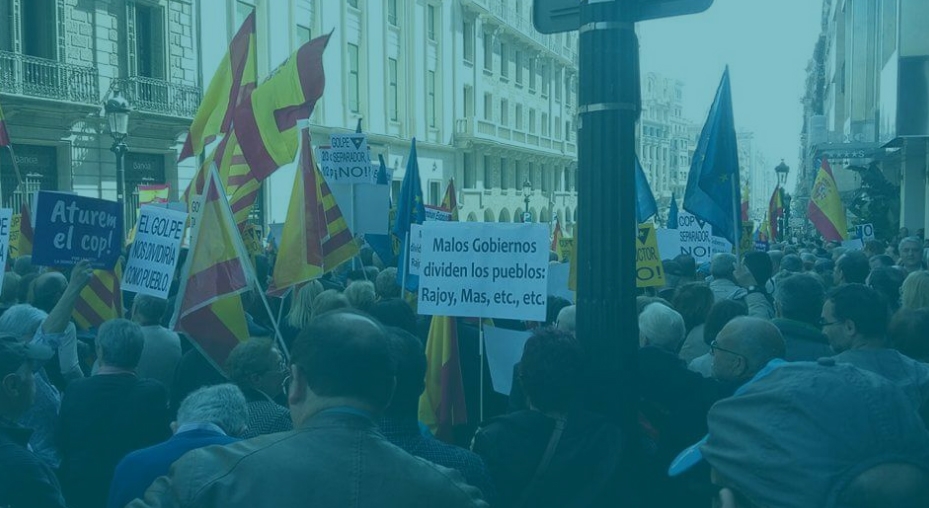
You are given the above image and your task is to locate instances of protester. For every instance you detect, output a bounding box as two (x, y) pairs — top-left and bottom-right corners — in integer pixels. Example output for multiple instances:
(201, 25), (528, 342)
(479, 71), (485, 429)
(902, 270), (929, 310)
(867, 266), (906, 313)
(472, 327), (623, 508)
(673, 283), (714, 363)
(772, 273), (832, 361)
(0, 271), (20, 317)
(863, 239), (886, 259)
(673, 254), (698, 284)
(710, 317), (786, 387)
(108, 384), (246, 508)
(0, 334), (66, 508)
(12, 255), (37, 277)
(130, 310), (487, 507)
(834, 250), (871, 285)
(545, 296), (572, 327)
(375, 267), (401, 300)
(379, 327), (496, 501)
(555, 304), (576, 334)
(169, 342), (226, 417)
(224, 337), (292, 438)
(58, 319), (170, 508)
(870, 253), (896, 270)
(368, 297), (419, 336)
(312, 289), (350, 316)
(689, 300), (748, 377)
(639, 303), (686, 352)
(280, 279), (324, 346)
(900, 237), (926, 274)
(670, 360), (929, 508)
(890, 309), (929, 364)
(344, 280), (377, 313)
(779, 253), (803, 274)
(707, 253), (774, 318)
(16, 271), (37, 305)
(130, 294), (182, 392)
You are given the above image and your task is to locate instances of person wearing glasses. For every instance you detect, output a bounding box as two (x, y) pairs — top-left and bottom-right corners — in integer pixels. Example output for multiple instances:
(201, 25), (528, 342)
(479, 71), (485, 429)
(710, 317), (786, 388)
(224, 338), (292, 438)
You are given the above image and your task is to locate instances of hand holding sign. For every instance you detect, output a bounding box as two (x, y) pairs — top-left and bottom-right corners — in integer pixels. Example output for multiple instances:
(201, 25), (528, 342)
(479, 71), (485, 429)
(66, 259), (95, 296)
(32, 192), (123, 269)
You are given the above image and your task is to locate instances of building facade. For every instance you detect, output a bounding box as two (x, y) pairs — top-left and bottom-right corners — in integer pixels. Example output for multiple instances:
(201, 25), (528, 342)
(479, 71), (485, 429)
(0, 0), (200, 224)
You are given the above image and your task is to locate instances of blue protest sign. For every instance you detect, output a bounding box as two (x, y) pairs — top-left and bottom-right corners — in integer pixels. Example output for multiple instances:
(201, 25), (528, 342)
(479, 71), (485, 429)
(32, 191), (123, 269)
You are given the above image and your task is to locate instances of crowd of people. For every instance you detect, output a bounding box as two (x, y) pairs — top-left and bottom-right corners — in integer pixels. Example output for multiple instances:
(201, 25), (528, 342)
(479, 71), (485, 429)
(1, 231), (929, 507)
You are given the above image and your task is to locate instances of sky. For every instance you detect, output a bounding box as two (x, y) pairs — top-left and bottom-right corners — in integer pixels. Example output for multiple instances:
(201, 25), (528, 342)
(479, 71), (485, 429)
(637, 0), (824, 189)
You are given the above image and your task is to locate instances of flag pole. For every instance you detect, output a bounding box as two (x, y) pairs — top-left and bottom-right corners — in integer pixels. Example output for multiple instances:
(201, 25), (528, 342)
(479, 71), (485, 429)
(401, 233), (411, 296)
(732, 177), (741, 262)
(478, 318), (485, 423)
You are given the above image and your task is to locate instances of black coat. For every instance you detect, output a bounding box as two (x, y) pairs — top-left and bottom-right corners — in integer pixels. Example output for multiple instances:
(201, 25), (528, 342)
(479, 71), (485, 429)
(0, 419), (66, 508)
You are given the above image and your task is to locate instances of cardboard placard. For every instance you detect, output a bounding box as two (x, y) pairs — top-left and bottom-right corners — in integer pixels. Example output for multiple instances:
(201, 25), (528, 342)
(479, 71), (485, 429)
(121, 205), (188, 299)
(32, 191), (123, 269)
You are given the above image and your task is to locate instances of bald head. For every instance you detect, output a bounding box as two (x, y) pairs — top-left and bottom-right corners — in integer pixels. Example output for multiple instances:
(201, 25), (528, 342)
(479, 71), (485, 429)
(32, 272), (68, 313)
(712, 317), (786, 383)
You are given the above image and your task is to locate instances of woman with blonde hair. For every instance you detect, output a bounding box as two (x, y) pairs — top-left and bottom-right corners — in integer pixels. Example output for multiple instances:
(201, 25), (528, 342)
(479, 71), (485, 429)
(901, 270), (929, 310)
(281, 280), (324, 347)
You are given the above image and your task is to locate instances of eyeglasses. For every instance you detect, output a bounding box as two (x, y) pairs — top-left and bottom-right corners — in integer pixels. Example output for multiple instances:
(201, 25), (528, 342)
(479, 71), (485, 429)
(709, 340), (743, 358)
(281, 375), (292, 396)
(818, 318), (842, 327)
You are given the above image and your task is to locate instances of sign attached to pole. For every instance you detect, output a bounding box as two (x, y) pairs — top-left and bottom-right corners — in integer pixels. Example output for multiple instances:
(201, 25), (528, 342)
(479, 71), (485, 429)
(424, 205), (452, 222)
(8, 213), (21, 259)
(856, 223), (875, 242)
(677, 211), (712, 264)
(635, 223), (665, 288)
(318, 133), (375, 184)
(32, 191), (123, 269)
(418, 222), (549, 321)
(408, 224), (423, 276)
(121, 205), (188, 299)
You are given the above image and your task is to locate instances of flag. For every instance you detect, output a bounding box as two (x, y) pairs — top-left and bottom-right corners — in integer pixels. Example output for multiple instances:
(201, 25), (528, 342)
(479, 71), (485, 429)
(418, 315), (468, 442)
(72, 262), (122, 330)
(138, 184), (169, 205)
(234, 33), (330, 180)
(683, 68), (742, 245)
(18, 202), (33, 256)
(172, 166), (253, 367)
(668, 193), (679, 229)
(440, 179), (459, 221)
(551, 218), (563, 254)
(767, 185), (783, 241)
(269, 128), (358, 295)
(179, 12), (256, 161)
(807, 158), (848, 241)
(635, 156), (658, 223)
(741, 184), (750, 223)
(394, 139), (425, 292)
(0, 101), (10, 147)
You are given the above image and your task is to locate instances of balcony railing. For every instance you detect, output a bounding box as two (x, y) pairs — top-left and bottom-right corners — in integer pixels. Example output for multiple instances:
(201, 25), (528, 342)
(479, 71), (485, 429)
(456, 117), (577, 157)
(463, 0), (577, 63)
(111, 76), (201, 119)
(0, 50), (99, 104)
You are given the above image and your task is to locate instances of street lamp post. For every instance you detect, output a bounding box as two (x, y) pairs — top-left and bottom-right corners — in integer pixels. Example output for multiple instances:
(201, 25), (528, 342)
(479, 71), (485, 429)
(775, 160), (791, 243)
(522, 178), (532, 223)
(105, 91), (131, 240)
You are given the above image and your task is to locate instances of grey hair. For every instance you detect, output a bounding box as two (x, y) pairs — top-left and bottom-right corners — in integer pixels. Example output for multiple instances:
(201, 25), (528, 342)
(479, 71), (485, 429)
(96, 319), (145, 369)
(710, 253), (738, 279)
(556, 305), (576, 333)
(375, 268), (401, 300)
(344, 281), (376, 313)
(900, 236), (922, 250)
(639, 302), (686, 352)
(176, 383), (249, 437)
(132, 294), (168, 325)
(0, 304), (47, 340)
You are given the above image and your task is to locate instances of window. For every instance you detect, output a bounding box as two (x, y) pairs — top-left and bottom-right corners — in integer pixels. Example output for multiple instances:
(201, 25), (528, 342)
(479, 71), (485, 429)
(388, 58), (398, 121)
(555, 68), (563, 101)
(0, 0), (12, 52)
(348, 43), (360, 113)
(515, 104), (523, 130)
(427, 4), (436, 41)
(529, 109), (536, 133)
(463, 85), (474, 117)
(427, 70), (436, 128)
(347, 0), (359, 9)
(542, 113), (549, 136)
(500, 43), (509, 79)
(482, 155), (492, 188)
(541, 164), (550, 192)
(514, 50), (523, 85)
(297, 25), (311, 45)
(500, 158), (510, 190)
(463, 153), (475, 189)
(484, 93), (493, 120)
(388, 0), (398, 26)
(135, 4), (165, 78)
(429, 182), (441, 206)
(483, 28), (494, 71)
(463, 21), (474, 62)
(541, 63), (550, 96)
(555, 115), (562, 139)
(21, 0), (56, 58)
(500, 99), (509, 126)
(566, 75), (573, 106)
(529, 58), (537, 90)
(566, 120), (573, 141)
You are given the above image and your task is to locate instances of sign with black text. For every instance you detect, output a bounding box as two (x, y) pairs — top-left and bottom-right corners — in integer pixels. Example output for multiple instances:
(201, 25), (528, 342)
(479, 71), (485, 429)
(318, 133), (375, 184)
(636, 223), (665, 288)
(122, 206), (187, 299)
(32, 191), (123, 269)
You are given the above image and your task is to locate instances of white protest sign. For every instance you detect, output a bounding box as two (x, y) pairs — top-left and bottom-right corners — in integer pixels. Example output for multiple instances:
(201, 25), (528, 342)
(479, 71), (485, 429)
(418, 222), (549, 321)
(425, 205), (452, 222)
(656, 229), (681, 261)
(318, 134), (375, 184)
(856, 223), (875, 242)
(546, 262), (574, 302)
(711, 236), (733, 255)
(677, 211), (713, 264)
(122, 205), (188, 299)
(842, 238), (864, 251)
(408, 224), (423, 276)
(0, 209), (12, 289)
(328, 183), (391, 236)
(483, 325), (532, 395)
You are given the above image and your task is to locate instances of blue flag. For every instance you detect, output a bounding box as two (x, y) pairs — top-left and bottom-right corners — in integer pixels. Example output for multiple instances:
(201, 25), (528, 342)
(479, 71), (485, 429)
(365, 154), (397, 267)
(683, 67), (742, 245)
(394, 139), (425, 291)
(668, 193), (679, 229)
(635, 156), (658, 223)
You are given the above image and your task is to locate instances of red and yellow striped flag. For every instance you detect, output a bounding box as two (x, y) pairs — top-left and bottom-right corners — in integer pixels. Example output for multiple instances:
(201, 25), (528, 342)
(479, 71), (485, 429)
(173, 166), (252, 367)
(72, 262), (123, 330)
(18, 202), (33, 256)
(807, 158), (848, 242)
(440, 179), (459, 221)
(269, 128), (358, 295)
(178, 12), (256, 161)
(184, 130), (259, 229)
(551, 218), (563, 255)
(0, 100), (10, 147)
(418, 315), (468, 443)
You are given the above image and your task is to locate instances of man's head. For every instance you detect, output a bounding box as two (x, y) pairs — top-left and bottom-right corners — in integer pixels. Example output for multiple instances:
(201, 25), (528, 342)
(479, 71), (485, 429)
(382, 327), (426, 419)
(672, 282), (714, 332)
(774, 273), (825, 325)
(743, 252), (774, 286)
(31, 272), (67, 313)
(175, 383), (248, 437)
(556, 305), (576, 334)
(131, 294), (168, 326)
(286, 311), (395, 426)
(704, 299), (749, 346)
(899, 237), (923, 270)
(710, 253), (738, 281)
(869, 254), (896, 271)
(0, 334), (52, 419)
(835, 251), (871, 285)
(225, 337), (287, 398)
(311, 289), (350, 317)
(711, 317), (785, 383)
(0, 304), (46, 341)
(638, 303), (686, 352)
(1, 272), (20, 306)
(673, 254), (697, 282)
(344, 281), (376, 313)
(96, 319), (145, 370)
(374, 267), (401, 300)
(779, 254), (803, 274)
(519, 327), (583, 414)
(12, 256), (37, 277)
(821, 284), (889, 353)
(863, 240), (886, 259)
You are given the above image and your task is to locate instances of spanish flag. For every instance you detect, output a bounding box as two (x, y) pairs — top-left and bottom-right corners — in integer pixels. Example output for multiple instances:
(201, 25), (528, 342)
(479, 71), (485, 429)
(234, 33), (330, 180)
(172, 166), (252, 367)
(269, 128), (357, 295)
(440, 179), (459, 221)
(17, 202), (33, 256)
(0, 100), (10, 147)
(807, 158), (848, 242)
(178, 12), (256, 161)
(72, 262), (122, 330)
(418, 315), (468, 443)
(551, 218), (563, 255)
(183, 129), (259, 228)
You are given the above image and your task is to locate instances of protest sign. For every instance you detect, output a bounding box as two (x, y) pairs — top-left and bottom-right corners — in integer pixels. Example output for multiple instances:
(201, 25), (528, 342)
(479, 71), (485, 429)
(711, 236), (733, 255)
(318, 134), (375, 184)
(425, 205), (452, 222)
(328, 183), (390, 236)
(418, 222), (549, 321)
(557, 237), (574, 262)
(483, 325), (532, 395)
(0, 209), (11, 287)
(842, 238), (864, 251)
(546, 262), (574, 302)
(656, 229), (681, 261)
(408, 224), (423, 276)
(856, 223), (875, 242)
(754, 241), (770, 252)
(636, 224), (665, 288)
(121, 205), (187, 299)
(8, 213), (20, 259)
(677, 211), (712, 264)
(32, 191), (122, 269)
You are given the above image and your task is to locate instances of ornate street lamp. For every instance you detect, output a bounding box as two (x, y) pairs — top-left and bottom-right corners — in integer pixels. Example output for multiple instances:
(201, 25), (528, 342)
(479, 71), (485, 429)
(105, 90), (131, 238)
(774, 160), (791, 242)
(522, 178), (532, 223)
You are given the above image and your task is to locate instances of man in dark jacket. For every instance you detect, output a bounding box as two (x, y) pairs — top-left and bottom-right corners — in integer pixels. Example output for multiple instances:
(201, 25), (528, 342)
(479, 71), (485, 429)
(772, 273), (833, 361)
(58, 319), (170, 508)
(0, 334), (64, 508)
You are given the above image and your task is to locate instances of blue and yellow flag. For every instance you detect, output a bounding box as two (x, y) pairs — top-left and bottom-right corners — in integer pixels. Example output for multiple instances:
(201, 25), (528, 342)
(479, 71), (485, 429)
(394, 139), (425, 292)
(635, 156), (658, 223)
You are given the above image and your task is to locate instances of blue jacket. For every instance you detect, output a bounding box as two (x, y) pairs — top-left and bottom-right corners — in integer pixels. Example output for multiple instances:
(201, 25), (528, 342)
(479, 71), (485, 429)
(108, 426), (238, 508)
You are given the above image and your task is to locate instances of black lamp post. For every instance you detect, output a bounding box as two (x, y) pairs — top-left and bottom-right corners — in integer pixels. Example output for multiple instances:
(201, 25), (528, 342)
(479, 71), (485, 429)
(105, 91), (130, 239)
(775, 160), (791, 242)
(522, 178), (532, 223)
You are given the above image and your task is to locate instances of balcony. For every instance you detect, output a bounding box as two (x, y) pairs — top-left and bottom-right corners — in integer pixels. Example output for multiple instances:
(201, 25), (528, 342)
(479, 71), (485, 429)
(455, 117), (577, 158)
(0, 50), (99, 105)
(111, 76), (201, 119)
(462, 0), (577, 65)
